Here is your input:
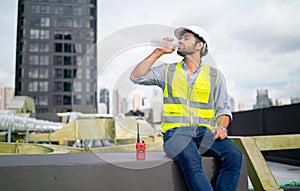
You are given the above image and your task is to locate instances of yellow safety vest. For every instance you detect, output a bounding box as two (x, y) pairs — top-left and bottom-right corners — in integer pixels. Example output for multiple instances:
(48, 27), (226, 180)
(161, 62), (219, 133)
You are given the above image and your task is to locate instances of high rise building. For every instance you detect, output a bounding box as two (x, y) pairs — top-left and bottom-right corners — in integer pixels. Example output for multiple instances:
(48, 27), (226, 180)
(291, 97), (300, 104)
(15, 0), (97, 121)
(133, 93), (141, 111)
(254, 89), (273, 109)
(112, 89), (119, 115)
(99, 89), (109, 114)
(0, 86), (15, 110)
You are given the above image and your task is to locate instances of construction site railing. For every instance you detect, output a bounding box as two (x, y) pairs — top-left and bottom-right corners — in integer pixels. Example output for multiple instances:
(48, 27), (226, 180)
(231, 134), (300, 191)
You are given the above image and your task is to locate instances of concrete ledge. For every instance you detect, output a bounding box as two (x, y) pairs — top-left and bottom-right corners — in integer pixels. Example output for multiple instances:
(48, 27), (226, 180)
(0, 151), (248, 191)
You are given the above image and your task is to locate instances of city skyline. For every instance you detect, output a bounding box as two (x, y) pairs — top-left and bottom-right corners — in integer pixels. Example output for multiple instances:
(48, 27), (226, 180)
(13, 0), (97, 121)
(0, 0), (299, 111)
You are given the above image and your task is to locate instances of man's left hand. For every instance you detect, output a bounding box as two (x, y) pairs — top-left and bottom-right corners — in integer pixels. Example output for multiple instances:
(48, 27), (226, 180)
(212, 127), (228, 140)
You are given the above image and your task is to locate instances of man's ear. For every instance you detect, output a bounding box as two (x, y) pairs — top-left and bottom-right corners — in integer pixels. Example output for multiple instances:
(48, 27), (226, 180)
(196, 41), (204, 51)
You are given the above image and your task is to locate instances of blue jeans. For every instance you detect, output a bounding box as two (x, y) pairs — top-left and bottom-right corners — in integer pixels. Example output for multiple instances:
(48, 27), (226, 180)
(163, 127), (242, 191)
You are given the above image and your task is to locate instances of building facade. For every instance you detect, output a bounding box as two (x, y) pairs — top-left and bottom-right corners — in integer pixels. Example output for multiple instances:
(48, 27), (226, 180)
(0, 86), (15, 110)
(254, 89), (273, 109)
(15, 0), (97, 121)
(99, 88), (109, 114)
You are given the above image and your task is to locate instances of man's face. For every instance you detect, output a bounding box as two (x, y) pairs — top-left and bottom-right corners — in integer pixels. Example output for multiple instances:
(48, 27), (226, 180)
(177, 32), (200, 57)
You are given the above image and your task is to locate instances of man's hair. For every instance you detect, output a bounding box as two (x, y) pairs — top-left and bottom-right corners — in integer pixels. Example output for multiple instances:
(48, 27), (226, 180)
(181, 29), (206, 44)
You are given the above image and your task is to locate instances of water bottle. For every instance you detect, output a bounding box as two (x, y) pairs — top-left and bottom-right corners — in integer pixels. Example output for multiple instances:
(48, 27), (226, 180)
(151, 38), (178, 49)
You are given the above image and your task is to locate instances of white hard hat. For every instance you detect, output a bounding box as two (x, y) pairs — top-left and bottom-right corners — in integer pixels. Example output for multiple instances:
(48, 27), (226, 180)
(174, 25), (209, 56)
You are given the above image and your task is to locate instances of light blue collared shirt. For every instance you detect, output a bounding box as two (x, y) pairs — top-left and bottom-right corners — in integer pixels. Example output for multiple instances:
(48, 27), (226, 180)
(131, 60), (232, 120)
(181, 60), (202, 88)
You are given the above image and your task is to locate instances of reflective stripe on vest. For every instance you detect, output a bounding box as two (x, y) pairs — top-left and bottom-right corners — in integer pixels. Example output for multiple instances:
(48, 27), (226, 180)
(161, 62), (219, 133)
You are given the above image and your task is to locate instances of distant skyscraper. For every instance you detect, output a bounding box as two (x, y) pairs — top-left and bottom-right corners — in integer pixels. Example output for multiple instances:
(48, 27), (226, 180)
(15, 0), (97, 121)
(120, 98), (128, 114)
(112, 89), (119, 115)
(238, 102), (246, 111)
(133, 93), (141, 111)
(229, 96), (235, 112)
(254, 89), (272, 109)
(100, 89), (109, 114)
(150, 88), (163, 123)
(291, 97), (300, 104)
(0, 86), (15, 110)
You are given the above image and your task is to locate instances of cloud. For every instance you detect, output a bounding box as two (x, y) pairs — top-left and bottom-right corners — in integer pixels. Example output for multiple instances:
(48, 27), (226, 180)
(0, 0), (299, 111)
(0, 1), (17, 86)
(229, 1), (300, 54)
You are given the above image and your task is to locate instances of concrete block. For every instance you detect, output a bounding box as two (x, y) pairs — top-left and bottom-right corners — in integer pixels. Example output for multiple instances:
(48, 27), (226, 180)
(0, 151), (248, 191)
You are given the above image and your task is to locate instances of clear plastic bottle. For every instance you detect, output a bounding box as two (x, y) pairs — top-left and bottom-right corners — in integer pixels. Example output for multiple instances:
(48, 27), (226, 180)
(151, 38), (178, 49)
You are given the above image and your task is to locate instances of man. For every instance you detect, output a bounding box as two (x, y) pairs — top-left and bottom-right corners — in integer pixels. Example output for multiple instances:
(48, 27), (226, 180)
(130, 25), (242, 191)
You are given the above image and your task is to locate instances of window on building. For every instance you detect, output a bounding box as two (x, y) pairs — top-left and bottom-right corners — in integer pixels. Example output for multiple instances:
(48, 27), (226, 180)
(40, 5), (50, 14)
(64, 32), (72, 40)
(40, 56), (49, 65)
(75, 43), (82, 53)
(73, 94), (82, 105)
(31, 4), (40, 14)
(28, 81), (38, 92)
(74, 7), (82, 16)
(54, 69), (62, 78)
(54, 32), (63, 39)
(53, 95), (62, 105)
(40, 43), (49, 52)
(29, 55), (39, 65)
(73, 31), (83, 39)
(54, 55), (63, 65)
(86, 94), (94, 105)
(64, 56), (72, 65)
(73, 19), (82, 28)
(73, 81), (81, 92)
(86, 82), (90, 92)
(63, 69), (72, 78)
(76, 56), (82, 66)
(28, 68), (39, 78)
(86, 69), (90, 78)
(64, 43), (73, 52)
(64, 18), (73, 27)
(38, 95), (48, 106)
(63, 96), (71, 105)
(40, 17), (50, 27)
(63, 6), (73, 15)
(63, 82), (72, 92)
(29, 43), (39, 52)
(55, 43), (63, 52)
(39, 68), (48, 78)
(54, 18), (64, 27)
(54, 6), (63, 15)
(40, 30), (49, 39)
(30, 17), (40, 27)
(39, 81), (48, 92)
(53, 82), (62, 92)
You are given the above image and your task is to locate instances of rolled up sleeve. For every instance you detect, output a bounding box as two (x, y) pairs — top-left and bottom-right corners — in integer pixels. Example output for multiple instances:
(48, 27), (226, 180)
(214, 71), (233, 120)
(130, 64), (167, 89)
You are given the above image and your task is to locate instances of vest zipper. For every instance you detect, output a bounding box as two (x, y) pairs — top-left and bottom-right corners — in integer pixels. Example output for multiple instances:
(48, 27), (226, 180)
(187, 87), (194, 128)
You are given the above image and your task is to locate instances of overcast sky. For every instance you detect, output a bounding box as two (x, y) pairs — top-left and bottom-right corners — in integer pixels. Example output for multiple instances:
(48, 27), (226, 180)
(0, 0), (299, 110)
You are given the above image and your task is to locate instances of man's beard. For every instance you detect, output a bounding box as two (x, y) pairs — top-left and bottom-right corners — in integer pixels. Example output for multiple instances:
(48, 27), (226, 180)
(177, 48), (195, 57)
(177, 50), (185, 57)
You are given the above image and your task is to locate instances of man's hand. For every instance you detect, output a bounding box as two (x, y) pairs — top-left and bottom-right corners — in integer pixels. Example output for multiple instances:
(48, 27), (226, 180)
(130, 37), (176, 80)
(212, 127), (228, 140)
(156, 37), (176, 54)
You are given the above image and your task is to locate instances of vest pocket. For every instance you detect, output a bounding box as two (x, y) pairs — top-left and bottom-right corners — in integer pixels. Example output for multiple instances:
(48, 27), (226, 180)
(192, 82), (210, 103)
(163, 104), (182, 116)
